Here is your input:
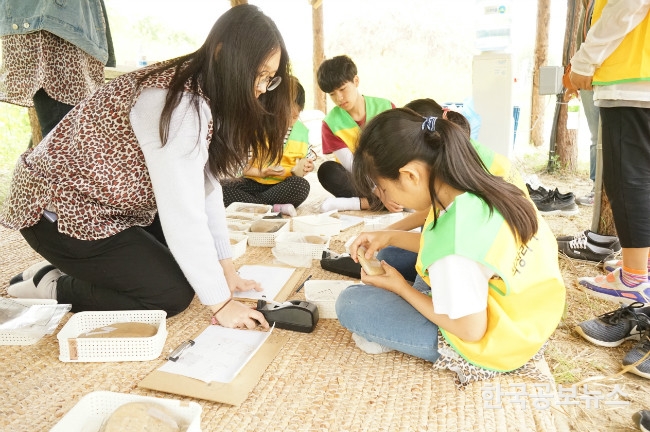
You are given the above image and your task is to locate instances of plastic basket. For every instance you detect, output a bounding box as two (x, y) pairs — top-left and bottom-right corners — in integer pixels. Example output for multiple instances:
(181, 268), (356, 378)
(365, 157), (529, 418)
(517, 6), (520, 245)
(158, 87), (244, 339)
(227, 218), (252, 234)
(57, 310), (167, 362)
(230, 232), (248, 260)
(363, 213), (405, 231)
(226, 202), (272, 216)
(246, 219), (290, 247)
(274, 232), (330, 259)
(292, 214), (341, 236)
(304, 280), (357, 319)
(50, 391), (202, 432)
(0, 299), (59, 345)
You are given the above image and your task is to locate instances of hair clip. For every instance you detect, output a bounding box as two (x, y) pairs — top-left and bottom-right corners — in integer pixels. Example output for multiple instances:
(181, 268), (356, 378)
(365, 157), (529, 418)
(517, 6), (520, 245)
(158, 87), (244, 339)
(421, 116), (438, 132)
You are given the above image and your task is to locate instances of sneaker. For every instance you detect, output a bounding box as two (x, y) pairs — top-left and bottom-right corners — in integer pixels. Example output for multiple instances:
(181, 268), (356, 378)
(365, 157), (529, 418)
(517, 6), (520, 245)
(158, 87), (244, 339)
(622, 330), (650, 379)
(272, 203), (297, 217)
(633, 410), (650, 432)
(535, 189), (579, 216)
(9, 260), (53, 285)
(578, 268), (650, 304)
(574, 302), (650, 347)
(558, 236), (615, 263)
(575, 192), (595, 206)
(526, 183), (550, 204)
(556, 230), (621, 252)
(602, 259), (647, 279)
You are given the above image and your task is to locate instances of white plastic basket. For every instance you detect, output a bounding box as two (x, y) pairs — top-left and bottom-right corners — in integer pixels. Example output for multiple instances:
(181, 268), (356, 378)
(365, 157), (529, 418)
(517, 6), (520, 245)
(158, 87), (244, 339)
(57, 310), (167, 362)
(363, 213), (406, 231)
(230, 232), (248, 260)
(274, 232), (330, 259)
(292, 214), (341, 236)
(304, 280), (357, 319)
(50, 391), (202, 432)
(226, 202), (272, 215)
(0, 298), (59, 345)
(227, 218), (253, 233)
(246, 219), (290, 247)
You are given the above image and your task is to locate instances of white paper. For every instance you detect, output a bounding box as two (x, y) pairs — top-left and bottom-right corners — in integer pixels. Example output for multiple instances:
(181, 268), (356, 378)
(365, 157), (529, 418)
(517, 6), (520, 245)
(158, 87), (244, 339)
(158, 325), (273, 383)
(233, 265), (295, 301)
(337, 214), (364, 231)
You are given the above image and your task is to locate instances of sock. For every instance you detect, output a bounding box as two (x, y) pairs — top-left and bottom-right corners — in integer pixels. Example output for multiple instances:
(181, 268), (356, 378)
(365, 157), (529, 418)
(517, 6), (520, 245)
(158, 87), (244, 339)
(351, 333), (393, 354)
(9, 260), (53, 285)
(8, 267), (61, 299)
(621, 266), (648, 288)
(272, 203), (297, 217)
(320, 197), (361, 213)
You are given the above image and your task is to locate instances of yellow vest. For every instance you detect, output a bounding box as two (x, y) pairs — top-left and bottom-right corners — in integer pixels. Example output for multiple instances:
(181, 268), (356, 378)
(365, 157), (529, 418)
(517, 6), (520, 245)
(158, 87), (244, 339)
(591, 0), (650, 85)
(415, 194), (565, 371)
(245, 121), (310, 185)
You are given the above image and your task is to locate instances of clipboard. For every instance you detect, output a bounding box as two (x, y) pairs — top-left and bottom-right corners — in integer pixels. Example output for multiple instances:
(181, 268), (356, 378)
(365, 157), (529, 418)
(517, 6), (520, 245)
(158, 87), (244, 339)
(138, 267), (305, 405)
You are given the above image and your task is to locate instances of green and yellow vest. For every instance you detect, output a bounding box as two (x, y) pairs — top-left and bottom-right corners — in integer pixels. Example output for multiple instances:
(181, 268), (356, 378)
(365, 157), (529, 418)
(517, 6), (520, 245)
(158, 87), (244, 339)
(415, 193), (565, 371)
(323, 96), (392, 152)
(245, 120), (310, 185)
(591, 0), (650, 86)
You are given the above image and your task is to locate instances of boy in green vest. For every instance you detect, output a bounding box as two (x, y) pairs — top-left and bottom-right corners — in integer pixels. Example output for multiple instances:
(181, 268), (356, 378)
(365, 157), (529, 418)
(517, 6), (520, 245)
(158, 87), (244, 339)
(315, 55), (398, 212)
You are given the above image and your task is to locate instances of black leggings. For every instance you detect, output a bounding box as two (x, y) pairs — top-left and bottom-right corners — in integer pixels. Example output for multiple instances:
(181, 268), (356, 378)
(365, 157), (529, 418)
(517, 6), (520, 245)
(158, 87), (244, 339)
(33, 88), (75, 138)
(221, 176), (310, 208)
(20, 215), (195, 317)
(601, 106), (650, 248)
(317, 160), (382, 208)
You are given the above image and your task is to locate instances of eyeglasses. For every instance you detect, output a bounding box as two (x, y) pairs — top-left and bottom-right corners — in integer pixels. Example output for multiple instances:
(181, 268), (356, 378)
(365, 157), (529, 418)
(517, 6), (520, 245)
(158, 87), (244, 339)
(256, 75), (282, 92)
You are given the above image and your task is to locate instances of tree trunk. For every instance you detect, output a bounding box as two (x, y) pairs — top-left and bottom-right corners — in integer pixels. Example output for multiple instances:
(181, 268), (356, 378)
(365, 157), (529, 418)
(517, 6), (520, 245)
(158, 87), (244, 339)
(311, 0), (326, 113)
(555, 0), (583, 172)
(530, 0), (551, 147)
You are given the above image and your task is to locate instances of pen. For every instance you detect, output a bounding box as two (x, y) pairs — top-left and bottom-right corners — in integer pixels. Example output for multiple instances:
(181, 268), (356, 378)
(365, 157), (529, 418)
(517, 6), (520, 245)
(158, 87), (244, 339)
(167, 339), (195, 362)
(296, 274), (312, 292)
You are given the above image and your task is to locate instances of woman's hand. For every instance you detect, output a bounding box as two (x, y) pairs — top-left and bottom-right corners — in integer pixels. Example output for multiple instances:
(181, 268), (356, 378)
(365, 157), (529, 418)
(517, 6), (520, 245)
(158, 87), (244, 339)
(211, 300), (269, 330)
(360, 261), (410, 297)
(225, 271), (263, 293)
(569, 71), (593, 91)
(373, 186), (403, 212)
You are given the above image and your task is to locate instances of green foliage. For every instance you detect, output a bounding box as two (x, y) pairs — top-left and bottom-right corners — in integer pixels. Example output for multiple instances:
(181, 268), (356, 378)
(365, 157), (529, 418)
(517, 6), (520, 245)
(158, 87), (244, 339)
(0, 104), (30, 206)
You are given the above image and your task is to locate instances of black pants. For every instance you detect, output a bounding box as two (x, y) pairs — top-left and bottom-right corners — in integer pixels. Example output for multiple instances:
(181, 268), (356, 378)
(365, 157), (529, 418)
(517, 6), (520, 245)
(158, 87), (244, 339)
(20, 215), (195, 317)
(32, 88), (75, 138)
(601, 106), (650, 248)
(317, 160), (382, 209)
(221, 176), (310, 207)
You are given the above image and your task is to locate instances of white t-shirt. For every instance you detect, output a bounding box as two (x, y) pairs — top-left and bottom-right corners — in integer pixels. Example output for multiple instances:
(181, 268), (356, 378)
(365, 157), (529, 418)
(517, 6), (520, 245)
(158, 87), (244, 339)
(427, 255), (493, 320)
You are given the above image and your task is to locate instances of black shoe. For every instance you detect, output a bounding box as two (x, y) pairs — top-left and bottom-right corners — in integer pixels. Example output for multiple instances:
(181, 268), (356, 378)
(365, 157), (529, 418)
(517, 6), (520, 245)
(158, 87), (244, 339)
(633, 410), (650, 432)
(320, 255), (361, 279)
(535, 189), (579, 216)
(526, 183), (550, 204)
(574, 302), (650, 347)
(556, 230), (621, 252)
(558, 235), (615, 262)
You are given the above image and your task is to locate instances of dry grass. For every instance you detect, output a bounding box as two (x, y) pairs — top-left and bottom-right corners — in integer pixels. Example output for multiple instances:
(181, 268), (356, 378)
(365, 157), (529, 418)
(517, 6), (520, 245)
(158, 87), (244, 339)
(512, 152), (650, 431)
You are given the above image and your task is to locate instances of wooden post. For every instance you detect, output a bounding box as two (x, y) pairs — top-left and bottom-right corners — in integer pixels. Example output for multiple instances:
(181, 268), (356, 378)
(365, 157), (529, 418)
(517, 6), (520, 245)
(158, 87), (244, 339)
(311, 0), (326, 113)
(530, 0), (550, 147)
(27, 107), (42, 148)
(230, 0), (248, 6)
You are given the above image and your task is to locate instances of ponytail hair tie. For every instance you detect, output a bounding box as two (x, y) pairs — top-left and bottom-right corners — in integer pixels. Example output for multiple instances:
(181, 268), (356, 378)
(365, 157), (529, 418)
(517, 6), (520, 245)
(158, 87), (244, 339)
(441, 108), (450, 120)
(421, 116), (438, 132)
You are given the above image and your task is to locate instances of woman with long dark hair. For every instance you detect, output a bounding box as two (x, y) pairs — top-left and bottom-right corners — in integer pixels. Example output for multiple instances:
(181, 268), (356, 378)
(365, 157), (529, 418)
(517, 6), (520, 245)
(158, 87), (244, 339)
(3, 5), (291, 329)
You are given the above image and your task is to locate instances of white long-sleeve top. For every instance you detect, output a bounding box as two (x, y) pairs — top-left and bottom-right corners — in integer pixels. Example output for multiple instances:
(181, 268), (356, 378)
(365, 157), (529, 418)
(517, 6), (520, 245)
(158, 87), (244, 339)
(570, 0), (650, 106)
(130, 88), (231, 306)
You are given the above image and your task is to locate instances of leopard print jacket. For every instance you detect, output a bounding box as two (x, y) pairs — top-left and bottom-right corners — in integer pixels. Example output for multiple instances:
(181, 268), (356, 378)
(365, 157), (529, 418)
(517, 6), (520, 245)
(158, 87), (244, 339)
(0, 61), (213, 240)
(0, 31), (104, 107)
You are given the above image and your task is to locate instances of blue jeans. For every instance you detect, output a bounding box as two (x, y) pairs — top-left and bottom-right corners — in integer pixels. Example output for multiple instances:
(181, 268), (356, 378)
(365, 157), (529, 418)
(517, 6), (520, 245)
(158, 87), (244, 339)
(579, 89), (600, 182)
(376, 246), (418, 282)
(335, 279), (440, 362)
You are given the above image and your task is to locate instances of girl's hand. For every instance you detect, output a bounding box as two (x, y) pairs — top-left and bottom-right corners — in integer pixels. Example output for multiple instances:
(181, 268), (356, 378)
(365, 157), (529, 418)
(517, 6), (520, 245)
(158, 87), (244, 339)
(349, 231), (393, 263)
(225, 271), (263, 293)
(302, 159), (315, 174)
(360, 261), (409, 297)
(211, 300), (269, 330)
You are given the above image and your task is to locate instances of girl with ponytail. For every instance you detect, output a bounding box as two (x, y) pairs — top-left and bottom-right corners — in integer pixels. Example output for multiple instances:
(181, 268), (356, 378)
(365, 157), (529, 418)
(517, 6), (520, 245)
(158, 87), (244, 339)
(335, 108), (565, 384)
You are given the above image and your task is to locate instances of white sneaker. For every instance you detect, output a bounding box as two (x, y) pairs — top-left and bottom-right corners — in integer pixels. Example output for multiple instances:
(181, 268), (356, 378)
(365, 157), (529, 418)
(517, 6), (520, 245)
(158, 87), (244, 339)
(351, 333), (393, 354)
